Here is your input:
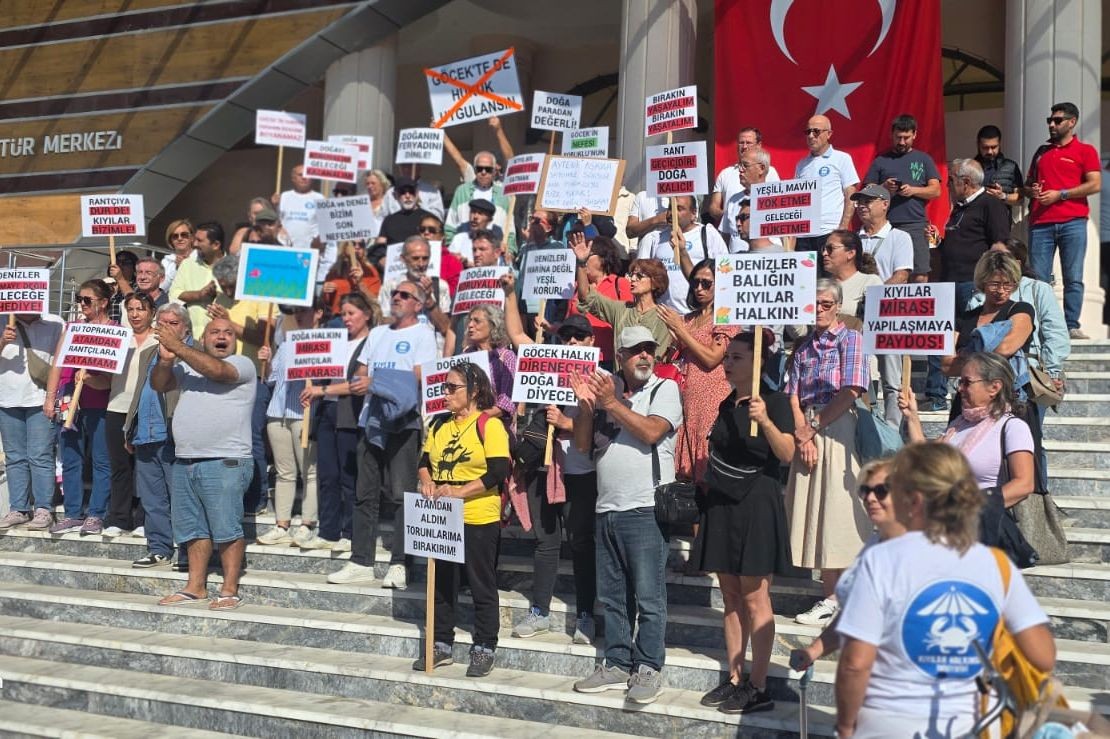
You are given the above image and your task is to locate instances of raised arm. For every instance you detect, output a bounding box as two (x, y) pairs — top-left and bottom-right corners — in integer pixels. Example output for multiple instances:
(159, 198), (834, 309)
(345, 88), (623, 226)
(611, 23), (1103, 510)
(500, 273), (535, 348)
(488, 116), (514, 163)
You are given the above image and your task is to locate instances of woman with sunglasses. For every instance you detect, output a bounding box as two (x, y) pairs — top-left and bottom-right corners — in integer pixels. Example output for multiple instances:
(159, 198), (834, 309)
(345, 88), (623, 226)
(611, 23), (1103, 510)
(833, 442), (1054, 738)
(321, 241), (382, 316)
(787, 459), (903, 674)
(44, 280), (118, 535)
(786, 279), (871, 628)
(689, 331), (793, 715)
(300, 293), (375, 551)
(102, 292), (159, 536)
(160, 219), (196, 292)
(415, 361), (509, 678)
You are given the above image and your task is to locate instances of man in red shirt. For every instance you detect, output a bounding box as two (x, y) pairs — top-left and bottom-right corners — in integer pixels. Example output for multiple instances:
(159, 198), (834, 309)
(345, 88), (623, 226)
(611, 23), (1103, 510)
(1024, 102), (1102, 339)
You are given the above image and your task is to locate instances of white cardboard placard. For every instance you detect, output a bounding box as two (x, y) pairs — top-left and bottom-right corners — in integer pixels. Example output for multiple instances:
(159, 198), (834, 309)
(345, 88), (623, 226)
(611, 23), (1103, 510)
(644, 85), (697, 137)
(749, 178), (823, 239)
(511, 344), (600, 406)
(645, 140), (708, 198)
(425, 49), (524, 128)
(536, 156), (625, 215)
(863, 283), (957, 356)
(520, 249), (576, 301)
(79, 194), (145, 238)
(561, 127), (609, 159)
(315, 195), (374, 243)
(452, 266), (509, 315)
(530, 90), (582, 132)
(327, 134), (373, 171)
(303, 140), (359, 184)
(57, 323), (132, 373)
(713, 252), (818, 326)
(0, 268), (50, 314)
(396, 128), (445, 166)
(403, 492), (465, 563)
(419, 351), (492, 416)
(255, 109), (307, 148)
(283, 328), (349, 381)
(502, 153), (546, 196)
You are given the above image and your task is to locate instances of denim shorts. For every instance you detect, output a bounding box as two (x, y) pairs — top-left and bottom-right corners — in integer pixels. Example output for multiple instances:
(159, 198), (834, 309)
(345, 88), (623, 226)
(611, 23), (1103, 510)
(171, 457), (252, 544)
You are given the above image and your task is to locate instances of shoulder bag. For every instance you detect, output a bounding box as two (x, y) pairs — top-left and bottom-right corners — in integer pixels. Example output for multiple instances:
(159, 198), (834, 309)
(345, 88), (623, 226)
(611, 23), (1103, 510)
(978, 419), (1040, 568)
(999, 417), (1068, 565)
(649, 381), (698, 526)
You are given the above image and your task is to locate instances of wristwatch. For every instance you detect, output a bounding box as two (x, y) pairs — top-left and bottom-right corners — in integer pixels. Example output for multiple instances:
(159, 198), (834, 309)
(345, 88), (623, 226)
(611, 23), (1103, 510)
(1061, 189), (1070, 200)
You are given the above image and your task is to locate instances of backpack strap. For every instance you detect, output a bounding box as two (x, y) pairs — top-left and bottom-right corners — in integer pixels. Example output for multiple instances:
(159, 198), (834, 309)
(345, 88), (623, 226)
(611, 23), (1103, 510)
(990, 546), (1012, 596)
(700, 224), (707, 255)
(647, 379), (665, 486)
(476, 411), (488, 445)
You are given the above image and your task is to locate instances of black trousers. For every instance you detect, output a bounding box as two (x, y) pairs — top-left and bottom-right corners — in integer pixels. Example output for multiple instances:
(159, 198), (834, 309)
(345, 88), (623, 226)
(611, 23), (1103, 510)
(352, 428), (421, 568)
(525, 470), (598, 614)
(434, 521), (501, 650)
(104, 410), (143, 530)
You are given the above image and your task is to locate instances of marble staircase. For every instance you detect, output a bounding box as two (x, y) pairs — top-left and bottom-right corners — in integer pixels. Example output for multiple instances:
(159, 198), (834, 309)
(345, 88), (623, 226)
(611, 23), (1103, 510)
(1, 342), (1109, 736)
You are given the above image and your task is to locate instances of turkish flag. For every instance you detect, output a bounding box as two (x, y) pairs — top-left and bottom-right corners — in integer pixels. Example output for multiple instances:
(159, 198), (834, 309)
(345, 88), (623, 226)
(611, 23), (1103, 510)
(714, 0), (949, 227)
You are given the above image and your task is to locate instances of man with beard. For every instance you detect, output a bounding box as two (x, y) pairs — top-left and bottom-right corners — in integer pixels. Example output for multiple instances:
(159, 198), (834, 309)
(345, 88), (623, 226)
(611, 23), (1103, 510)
(377, 177), (434, 246)
(170, 222), (226, 341)
(570, 326), (682, 705)
(152, 317), (256, 610)
(975, 125), (1024, 208)
(377, 235), (452, 349)
(134, 258), (169, 308)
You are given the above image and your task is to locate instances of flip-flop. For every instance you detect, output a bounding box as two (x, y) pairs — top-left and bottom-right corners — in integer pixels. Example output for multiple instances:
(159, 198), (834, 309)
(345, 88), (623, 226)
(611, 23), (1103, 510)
(209, 593), (243, 611)
(158, 590), (208, 607)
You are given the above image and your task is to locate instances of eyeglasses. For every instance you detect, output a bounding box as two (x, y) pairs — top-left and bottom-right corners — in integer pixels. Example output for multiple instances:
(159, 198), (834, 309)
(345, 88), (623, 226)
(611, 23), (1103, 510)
(442, 382), (466, 394)
(475, 166), (496, 174)
(76, 296), (98, 305)
(691, 278), (713, 290)
(737, 161), (761, 170)
(391, 290), (417, 301)
(621, 342), (656, 356)
(418, 226), (442, 235)
(957, 377), (988, 388)
(857, 483), (890, 501)
(170, 232), (191, 240)
(815, 300), (838, 310)
(804, 128), (828, 136)
(628, 271), (647, 281)
(1046, 116), (1070, 125)
(821, 245), (844, 254)
(984, 280), (1015, 291)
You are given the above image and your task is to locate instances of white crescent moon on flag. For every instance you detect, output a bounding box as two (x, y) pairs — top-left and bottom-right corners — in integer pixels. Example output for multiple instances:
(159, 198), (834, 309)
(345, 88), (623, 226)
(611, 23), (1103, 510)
(770, 0), (896, 64)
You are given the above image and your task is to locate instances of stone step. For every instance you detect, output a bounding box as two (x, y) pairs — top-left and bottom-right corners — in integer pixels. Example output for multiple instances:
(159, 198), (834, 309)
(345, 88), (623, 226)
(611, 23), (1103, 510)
(1057, 496), (1110, 528)
(1020, 561), (1110, 601)
(0, 698), (237, 739)
(1064, 527), (1110, 564)
(904, 353), (1110, 373)
(0, 654), (643, 739)
(911, 394), (1110, 417)
(1045, 469), (1110, 497)
(919, 415), (1110, 443)
(0, 623), (835, 738)
(1043, 440), (1110, 470)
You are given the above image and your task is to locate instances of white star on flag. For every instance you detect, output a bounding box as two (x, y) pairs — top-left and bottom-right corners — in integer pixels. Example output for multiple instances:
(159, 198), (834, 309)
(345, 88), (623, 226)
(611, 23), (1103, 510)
(802, 65), (864, 120)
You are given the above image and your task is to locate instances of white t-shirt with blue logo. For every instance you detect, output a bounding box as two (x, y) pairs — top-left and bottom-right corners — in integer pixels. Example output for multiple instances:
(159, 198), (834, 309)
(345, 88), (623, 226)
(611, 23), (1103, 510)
(794, 145), (860, 235)
(835, 531), (1047, 720)
(358, 322), (437, 375)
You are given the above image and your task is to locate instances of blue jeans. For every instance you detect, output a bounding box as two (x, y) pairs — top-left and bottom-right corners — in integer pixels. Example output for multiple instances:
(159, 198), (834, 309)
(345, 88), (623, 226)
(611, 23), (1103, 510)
(595, 507), (669, 672)
(135, 440), (176, 557)
(925, 281), (977, 402)
(172, 457), (252, 544)
(0, 406), (56, 512)
(244, 379), (273, 513)
(59, 408), (111, 519)
(1030, 218), (1087, 329)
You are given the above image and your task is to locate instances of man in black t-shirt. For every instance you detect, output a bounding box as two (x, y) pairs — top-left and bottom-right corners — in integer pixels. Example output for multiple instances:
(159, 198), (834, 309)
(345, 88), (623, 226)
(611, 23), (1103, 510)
(376, 176), (433, 247)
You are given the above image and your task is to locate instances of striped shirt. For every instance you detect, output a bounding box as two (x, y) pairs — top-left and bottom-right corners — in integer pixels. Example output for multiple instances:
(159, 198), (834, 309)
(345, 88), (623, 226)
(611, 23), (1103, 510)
(786, 323), (868, 408)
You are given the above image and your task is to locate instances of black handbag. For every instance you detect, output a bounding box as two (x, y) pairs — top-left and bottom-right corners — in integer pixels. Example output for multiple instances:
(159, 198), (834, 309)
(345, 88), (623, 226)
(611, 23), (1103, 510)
(651, 384), (698, 526)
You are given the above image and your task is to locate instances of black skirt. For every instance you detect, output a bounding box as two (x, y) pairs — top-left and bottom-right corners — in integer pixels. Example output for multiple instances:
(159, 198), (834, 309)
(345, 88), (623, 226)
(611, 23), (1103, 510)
(689, 464), (792, 577)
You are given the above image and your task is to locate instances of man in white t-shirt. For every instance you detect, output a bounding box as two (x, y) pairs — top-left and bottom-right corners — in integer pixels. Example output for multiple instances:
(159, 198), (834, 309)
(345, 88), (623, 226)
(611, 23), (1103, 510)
(709, 127), (782, 237)
(328, 279), (437, 589)
(624, 190), (669, 242)
(570, 326), (682, 705)
(635, 195), (729, 313)
(794, 115), (860, 252)
(278, 165), (325, 251)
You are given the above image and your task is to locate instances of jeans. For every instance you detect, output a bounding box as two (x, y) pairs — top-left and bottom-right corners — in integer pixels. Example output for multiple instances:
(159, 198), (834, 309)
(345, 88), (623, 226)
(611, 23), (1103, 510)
(434, 521), (501, 650)
(105, 410), (141, 530)
(353, 428), (421, 568)
(925, 281), (977, 402)
(134, 440), (176, 557)
(0, 406), (56, 512)
(525, 470), (598, 614)
(59, 408), (111, 520)
(243, 380), (273, 514)
(878, 353), (903, 427)
(172, 457), (252, 544)
(1030, 218), (1088, 329)
(596, 507), (669, 672)
(315, 403), (359, 542)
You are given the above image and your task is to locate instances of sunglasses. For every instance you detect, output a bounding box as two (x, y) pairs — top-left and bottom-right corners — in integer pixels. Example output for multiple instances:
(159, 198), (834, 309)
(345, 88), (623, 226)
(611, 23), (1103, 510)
(559, 329), (592, 341)
(170, 232), (192, 240)
(821, 245), (844, 254)
(529, 217), (550, 226)
(397, 188), (417, 196)
(1046, 116), (1070, 125)
(77, 296), (98, 305)
(475, 166), (496, 174)
(858, 483), (889, 500)
(442, 381), (466, 394)
(391, 290), (417, 301)
(736, 213), (750, 222)
(691, 278), (713, 290)
(804, 128), (828, 136)
(418, 226), (442, 234)
(622, 342), (656, 356)
(816, 300), (838, 310)
(629, 271), (647, 280)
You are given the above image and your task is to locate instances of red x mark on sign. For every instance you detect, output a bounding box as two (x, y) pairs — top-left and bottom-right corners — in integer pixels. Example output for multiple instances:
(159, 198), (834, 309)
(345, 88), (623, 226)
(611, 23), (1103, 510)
(424, 47), (524, 129)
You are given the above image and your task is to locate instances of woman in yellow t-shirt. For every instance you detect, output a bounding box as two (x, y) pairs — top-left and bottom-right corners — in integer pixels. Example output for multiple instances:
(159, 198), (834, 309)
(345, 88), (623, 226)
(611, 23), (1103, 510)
(416, 361), (510, 678)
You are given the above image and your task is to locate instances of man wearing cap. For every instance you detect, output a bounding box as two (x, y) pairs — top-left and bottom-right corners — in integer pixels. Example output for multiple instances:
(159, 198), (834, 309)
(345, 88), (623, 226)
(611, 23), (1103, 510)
(863, 115), (942, 283)
(854, 184), (914, 285)
(252, 206), (285, 246)
(278, 164), (325, 252)
(444, 151), (510, 246)
(383, 164), (445, 220)
(448, 198), (503, 266)
(570, 326), (682, 705)
(377, 176), (435, 246)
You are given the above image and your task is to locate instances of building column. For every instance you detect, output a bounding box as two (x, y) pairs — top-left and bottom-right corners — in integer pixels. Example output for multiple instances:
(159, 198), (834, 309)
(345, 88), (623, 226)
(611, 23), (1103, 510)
(615, 0), (696, 189)
(323, 36), (398, 180)
(1004, 0), (1103, 336)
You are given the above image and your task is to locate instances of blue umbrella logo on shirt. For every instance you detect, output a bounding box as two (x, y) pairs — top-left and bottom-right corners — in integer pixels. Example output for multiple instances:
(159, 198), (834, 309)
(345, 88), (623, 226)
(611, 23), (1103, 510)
(901, 580), (999, 679)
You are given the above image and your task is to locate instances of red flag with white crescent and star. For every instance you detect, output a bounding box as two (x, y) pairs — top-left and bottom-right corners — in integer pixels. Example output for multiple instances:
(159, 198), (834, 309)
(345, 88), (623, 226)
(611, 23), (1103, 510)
(714, 0), (948, 227)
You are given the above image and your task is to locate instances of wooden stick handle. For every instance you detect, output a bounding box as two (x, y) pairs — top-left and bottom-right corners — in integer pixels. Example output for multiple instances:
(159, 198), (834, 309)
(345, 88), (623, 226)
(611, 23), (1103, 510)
(424, 557), (437, 672)
(902, 355), (912, 393)
(108, 235), (116, 267)
(7, 314), (14, 328)
(301, 379), (313, 449)
(536, 299), (547, 343)
(544, 423), (555, 467)
(65, 369), (86, 430)
(275, 146), (284, 200)
(749, 326), (763, 436)
(260, 303), (275, 378)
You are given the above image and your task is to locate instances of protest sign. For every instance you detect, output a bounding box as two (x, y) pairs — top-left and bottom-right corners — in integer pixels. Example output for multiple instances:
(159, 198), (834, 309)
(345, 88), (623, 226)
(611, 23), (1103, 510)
(384, 242), (441, 284)
(57, 323), (132, 373)
(749, 178), (823, 238)
(255, 109), (307, 148)
(863, 282), (956, 355)
(502, 153), (545, 196)
(420, 351), (492, 416)
(537, 156), (625, 215)
(714, 252), (818, 325)
(315, 195), (374, 243)
(453, 266), (509, 315)
(424, 48), (524, 128)
(303, 140), (359, 184)
(404, 492), (465, 563)
(236, 244), (318, 307)
(520, 250), (576, 301)
(327, 134), (373, 171)
(511, 344), (600, 406)
(396, 128), (445, 166)
(530, 90), (582, 131)
(646, 140), (708, 198)
(644, 85), (697, 137)
(79, 194), (144, 237)
(283, 328), (348, 381)
(561, 127), (609, 159)
(0, 269), (50, 314)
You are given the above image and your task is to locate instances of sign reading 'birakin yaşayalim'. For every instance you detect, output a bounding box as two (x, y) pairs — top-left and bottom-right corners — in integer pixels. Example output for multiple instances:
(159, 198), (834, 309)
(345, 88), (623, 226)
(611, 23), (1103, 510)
(713, 252), (818, 326)
(863, 282), (956, 355)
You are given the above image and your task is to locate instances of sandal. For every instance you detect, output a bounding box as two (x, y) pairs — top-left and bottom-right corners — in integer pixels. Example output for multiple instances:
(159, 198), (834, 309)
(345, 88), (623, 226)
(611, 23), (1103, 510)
(158, 590), (208, 607)
(209, 593), (243, 611)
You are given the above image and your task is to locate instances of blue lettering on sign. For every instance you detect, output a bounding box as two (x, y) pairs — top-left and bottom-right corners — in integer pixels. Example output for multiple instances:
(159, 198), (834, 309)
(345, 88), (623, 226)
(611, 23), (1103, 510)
(395, 341), (411, 354)
(900, 580), (999, 679)
(818, 165), (830, 177)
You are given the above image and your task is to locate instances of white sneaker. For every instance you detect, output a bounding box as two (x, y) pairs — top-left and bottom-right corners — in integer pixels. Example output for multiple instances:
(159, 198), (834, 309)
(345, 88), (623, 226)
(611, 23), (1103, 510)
(131, 526), (145, 539)
(382, 564), (407, 590)
(297, 535), (336, 551)
(291, 525), (316, 547)
(257, 526), (294, 546)
(327, 562), (376, 584)
(332, 537), (352, 553)
(795, 597), (839, 626)
(101, 526), (124, 537)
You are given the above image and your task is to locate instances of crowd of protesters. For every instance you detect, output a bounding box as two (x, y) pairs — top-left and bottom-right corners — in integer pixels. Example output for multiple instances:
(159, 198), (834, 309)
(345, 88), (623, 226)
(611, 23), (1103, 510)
(0, 104), (1091, 730)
